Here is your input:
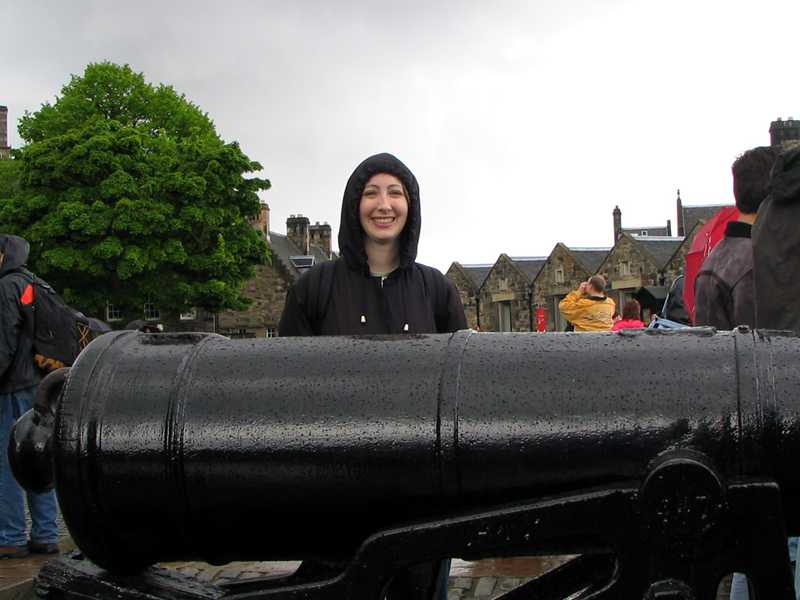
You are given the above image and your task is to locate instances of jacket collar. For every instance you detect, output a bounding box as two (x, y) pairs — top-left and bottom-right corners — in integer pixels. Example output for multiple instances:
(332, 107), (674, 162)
(725, 221), (751, 239)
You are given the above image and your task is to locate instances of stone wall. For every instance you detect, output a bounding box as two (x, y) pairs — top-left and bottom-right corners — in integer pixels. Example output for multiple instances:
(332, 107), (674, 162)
(532, 244), (592, 332)
(597, 235), (657, 310)
(479, 255), (531, 332)
(217, 262), (292, 337)
(445, 264), (479, 330)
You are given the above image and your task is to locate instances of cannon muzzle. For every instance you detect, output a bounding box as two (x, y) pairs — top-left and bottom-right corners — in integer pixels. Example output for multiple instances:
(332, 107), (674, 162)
(9, 328), (800, 599)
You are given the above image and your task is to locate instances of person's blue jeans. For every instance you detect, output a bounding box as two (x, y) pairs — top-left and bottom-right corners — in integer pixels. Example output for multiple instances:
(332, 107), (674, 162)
(730, 537), (800, 600)
(0, 387), (59, 547)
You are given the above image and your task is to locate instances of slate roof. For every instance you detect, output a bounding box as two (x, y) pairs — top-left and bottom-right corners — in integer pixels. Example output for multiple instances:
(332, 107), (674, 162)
(460, 263), (493, 290)
(630, 235), (685, 269)
(681, 204), (732, 236)
(510, 256), (548, 282)
(567, 247), (611, 274)
(622, 226), (671, 237)
(268, 232), (333, 281)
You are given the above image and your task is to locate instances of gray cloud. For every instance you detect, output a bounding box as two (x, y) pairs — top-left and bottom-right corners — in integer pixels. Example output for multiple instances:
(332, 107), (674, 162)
(5, 0), (800, 269)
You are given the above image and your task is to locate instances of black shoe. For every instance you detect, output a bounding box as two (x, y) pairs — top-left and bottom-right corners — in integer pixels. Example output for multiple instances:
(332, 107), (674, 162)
(0, 545), (30, 559)
(28, 541), (59, 555)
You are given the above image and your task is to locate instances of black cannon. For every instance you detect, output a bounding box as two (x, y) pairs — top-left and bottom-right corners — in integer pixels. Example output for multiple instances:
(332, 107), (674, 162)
(9, 328), (800, 599)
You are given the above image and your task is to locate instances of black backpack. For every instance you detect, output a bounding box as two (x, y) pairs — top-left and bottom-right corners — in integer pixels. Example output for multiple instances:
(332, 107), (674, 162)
(12, 269), (92, 372)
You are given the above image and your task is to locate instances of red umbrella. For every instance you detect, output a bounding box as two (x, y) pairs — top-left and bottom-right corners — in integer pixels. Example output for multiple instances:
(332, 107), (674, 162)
(683, 206), (739, 324)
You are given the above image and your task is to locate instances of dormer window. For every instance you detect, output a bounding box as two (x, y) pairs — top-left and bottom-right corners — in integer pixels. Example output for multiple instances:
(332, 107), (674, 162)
(289, 256), (315, 271)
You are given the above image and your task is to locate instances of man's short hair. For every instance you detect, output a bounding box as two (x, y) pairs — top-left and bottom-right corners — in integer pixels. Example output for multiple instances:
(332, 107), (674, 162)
(588, 275), (606, 295)
(732, 146), (779, 214)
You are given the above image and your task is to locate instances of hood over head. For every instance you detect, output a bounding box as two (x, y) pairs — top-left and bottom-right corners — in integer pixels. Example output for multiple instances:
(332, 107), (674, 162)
(0, 234), (30, 277)
(338, 153), (421, 272)
(769, 145), (800, 205)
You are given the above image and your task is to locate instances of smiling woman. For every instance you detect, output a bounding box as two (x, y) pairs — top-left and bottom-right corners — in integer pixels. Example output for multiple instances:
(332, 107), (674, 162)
(278, 155), (466, 597)
(359, 172), (409, 254)
(278, 152), (466, 337)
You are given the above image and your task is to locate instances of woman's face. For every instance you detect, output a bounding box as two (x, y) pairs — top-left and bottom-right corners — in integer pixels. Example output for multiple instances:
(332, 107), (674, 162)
(359, 173), (408, 245)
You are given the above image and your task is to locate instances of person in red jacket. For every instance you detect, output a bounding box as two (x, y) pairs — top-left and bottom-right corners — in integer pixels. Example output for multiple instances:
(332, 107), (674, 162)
(612, 299), (646, 331)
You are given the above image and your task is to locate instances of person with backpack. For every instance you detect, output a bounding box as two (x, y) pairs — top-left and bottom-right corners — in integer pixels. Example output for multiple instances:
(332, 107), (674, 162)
(278, 153), (466, 599)
(0, 234), (60, 559)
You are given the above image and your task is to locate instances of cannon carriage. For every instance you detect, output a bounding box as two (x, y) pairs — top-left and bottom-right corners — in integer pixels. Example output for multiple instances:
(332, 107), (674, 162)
(9, 327), (800, 599)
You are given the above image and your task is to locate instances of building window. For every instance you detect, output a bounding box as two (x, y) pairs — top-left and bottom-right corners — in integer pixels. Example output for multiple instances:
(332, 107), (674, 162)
(289, 255), (315, 272)
(554, 268), (565, 284)
(640, 230), (649, 236)
(498, 301), (512, 332)
(618, 261), (631, 277)
(179, 308), (197, 321)
(106, 303), (122, 322)
(266, 328), (277, 338)
(143, 302), (160, 321)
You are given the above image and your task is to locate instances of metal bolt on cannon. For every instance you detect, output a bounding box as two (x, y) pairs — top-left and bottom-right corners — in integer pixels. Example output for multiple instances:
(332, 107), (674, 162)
(8, 326), (800, 599)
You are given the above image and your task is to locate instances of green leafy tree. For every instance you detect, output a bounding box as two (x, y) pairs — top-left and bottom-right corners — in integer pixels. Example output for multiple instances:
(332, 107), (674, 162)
(0, 62), (269, 320)
(0, 159), (20, 200)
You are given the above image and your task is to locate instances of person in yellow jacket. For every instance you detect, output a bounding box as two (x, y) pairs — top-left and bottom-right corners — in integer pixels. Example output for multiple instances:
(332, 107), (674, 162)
(558, 275), (616, 332)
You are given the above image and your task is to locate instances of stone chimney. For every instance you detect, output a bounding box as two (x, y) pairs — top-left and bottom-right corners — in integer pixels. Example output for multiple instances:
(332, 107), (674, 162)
(666, 219), (672, 237)
(309, 221), (332, 258)
(259, 202), (270, 241)
(0, 106), (9, 159)
(612, 206), (622, 242)
(769, 117), (800, 148)
(676, 189), (684, 237)
(286, 214), (310, 255)
(248, 202), (270, 241)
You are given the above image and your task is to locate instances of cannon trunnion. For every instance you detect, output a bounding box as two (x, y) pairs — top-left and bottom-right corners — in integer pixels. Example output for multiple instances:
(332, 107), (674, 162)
(10, 328), (800, 599)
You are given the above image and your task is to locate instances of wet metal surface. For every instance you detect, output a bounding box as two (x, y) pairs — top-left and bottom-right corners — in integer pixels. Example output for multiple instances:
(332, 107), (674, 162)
(8, 328), (800, 598)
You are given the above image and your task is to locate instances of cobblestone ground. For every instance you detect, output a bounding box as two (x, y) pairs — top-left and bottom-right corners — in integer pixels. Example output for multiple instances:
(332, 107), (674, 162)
(160, 560), (540, 599)
(21, 512), (732, 600)
(159, 558), (734, 599)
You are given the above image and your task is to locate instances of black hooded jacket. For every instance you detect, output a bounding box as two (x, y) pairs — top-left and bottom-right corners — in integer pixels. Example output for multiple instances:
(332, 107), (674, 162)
(0, 234), (41, 393)
(279, 153), (466, 336)
(753, 146), (800, 331)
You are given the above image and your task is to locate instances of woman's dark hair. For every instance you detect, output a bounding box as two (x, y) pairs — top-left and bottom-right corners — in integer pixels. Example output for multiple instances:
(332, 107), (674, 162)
(622, 299), (641, 321)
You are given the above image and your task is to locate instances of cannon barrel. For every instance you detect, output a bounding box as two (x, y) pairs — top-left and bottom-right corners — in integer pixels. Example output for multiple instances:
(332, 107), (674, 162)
(9, 328), (800, 575)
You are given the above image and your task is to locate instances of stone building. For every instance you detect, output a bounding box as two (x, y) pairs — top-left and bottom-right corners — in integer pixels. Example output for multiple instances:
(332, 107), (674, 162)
(444, 262), (491, 330)
(675, 190), (730, 237)
(0, 106), (10, 159)
(595, 232), (691, 321)
(446, 199), (707, 332)
(770, 117), (800, 148)
(477, 255), (546, 332)
(215, 208), (333, 337)
(531, 244), (610, 332)
(613, 205), (671, 242)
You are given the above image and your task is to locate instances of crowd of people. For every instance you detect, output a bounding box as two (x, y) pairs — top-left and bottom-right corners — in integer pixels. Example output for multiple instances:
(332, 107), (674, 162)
(1, 144), (800, 599)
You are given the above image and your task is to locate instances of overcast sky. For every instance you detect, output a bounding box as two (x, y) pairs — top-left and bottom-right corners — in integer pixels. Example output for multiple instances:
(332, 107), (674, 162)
(5, 1), (800, 271)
